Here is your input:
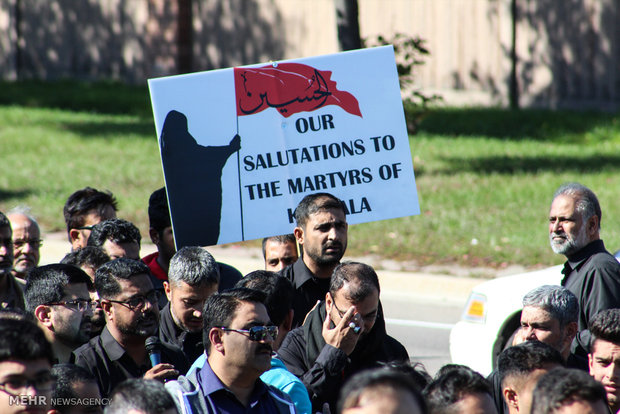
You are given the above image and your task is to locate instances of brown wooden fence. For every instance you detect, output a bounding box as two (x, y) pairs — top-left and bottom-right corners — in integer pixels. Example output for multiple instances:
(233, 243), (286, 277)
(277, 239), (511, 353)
(1, 0), (618, 109)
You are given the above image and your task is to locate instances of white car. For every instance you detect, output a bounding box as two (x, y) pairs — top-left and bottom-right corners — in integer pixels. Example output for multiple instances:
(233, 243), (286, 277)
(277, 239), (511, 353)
(449, 265), (564, 376)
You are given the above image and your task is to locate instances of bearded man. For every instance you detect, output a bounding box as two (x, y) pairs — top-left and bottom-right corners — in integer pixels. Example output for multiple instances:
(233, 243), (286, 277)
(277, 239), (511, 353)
(549, 183), (620, 356)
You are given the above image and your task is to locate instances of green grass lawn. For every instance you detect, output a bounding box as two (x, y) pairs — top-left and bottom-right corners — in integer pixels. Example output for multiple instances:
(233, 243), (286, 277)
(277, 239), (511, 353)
(2, 81), (619, 269)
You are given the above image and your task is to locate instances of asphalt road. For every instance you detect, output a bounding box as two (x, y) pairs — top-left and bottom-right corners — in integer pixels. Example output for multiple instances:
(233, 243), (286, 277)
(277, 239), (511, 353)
(381, 290), (465, 376)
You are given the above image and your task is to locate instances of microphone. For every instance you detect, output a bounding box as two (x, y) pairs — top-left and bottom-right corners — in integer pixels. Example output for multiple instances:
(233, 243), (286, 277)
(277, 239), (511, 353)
(145, 336), (162, 367)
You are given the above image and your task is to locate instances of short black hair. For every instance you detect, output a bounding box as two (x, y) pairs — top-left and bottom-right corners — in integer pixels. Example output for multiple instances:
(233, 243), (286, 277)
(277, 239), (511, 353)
(379, 360), (432, 391)
(105, 378), (176, 414)
(63, 187), (118, 233)
(0, 316), (53, 364)
(24, 264), (94, 313)
(51, 364), (98, 411)
(261, 234), (296, 259)
(87, 218), (141, 248)
(202, 287), (267, 351)
(148, 187), (171, 233)
(0, 211), (10, 230)
(589, 308), (620, 348)
(95, 258), (151, 300)
(329, 261), (380, 303)
(61, 246), (111, 270)
(293, 192), (346, 228)
(235, 270), (294, 326)
(531, 367), (607, 414)
(424, 364), (492, 413)
(338, 367), (428, 414)
(498, 341), (565, 388)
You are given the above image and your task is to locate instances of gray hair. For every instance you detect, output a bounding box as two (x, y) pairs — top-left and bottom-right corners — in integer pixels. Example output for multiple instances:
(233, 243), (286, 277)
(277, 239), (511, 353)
(7, 206), (40, 228)
(168, 246), (219, 287)
(522, 285), (578, 327)
(552, 183), (601, 230)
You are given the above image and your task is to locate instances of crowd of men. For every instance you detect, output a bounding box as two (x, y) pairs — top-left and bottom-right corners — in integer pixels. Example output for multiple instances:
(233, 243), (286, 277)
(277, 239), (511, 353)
(0, 182), (619, 413)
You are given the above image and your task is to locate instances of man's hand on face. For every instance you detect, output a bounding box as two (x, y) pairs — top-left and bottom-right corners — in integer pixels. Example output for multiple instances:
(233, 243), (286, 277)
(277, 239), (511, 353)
(143, 363), (179, 382)
(322, 305), (362, 356)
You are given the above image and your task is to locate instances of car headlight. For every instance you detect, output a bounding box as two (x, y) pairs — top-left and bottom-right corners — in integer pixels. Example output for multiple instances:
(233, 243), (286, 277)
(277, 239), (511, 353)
(461, 292), (487, 323)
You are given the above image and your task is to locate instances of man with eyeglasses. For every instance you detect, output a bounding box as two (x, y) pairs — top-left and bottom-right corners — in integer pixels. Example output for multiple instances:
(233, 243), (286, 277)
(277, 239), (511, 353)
(73, 258), (188, 397)
(165, 288), (296, 413)
(0, 212), (25, 310)
(0, 313), (55, 414)
(24, 263), (95, 364)
(64, 186), (118, 251)
(7, 208), (41, 282)
(278, 261), (409, 413)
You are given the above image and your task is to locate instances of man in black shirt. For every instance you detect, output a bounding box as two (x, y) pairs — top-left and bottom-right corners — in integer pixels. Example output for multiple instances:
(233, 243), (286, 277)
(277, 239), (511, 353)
(159, 246), (219, 364)
(72, 258), (188, 397)
(549, 183), (620, 356)
(278, 262), (408, 413)
(280, 192), (348, 327)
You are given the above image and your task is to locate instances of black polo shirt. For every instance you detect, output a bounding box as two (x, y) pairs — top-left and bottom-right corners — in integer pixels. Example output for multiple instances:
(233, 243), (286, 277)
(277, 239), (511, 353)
(158, 302), (203, 364)
(72, 326), (189, 397)
(280, 259), (331, 328)
(561, 240), (620, 355)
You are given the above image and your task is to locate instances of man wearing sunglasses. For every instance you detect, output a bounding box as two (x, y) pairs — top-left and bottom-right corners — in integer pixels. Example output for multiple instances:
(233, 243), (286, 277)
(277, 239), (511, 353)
(72, 258), (188, 397)
(166, 288), (296, 413)
(24, 263), (94, 364)
(63, 187), (118, 251)
(0, 314), (55, 414)
(278, 261), (409, 413)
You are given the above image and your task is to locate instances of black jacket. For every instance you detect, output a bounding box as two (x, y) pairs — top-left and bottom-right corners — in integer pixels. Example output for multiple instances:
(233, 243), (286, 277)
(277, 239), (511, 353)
(277, 300), (409, 413)
(158, 302), (204, 364)
(280, 259), (331, 327)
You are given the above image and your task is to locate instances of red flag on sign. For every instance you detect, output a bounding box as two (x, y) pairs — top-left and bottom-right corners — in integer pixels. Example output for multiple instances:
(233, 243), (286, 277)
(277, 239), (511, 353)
(234, 63), (362, 118)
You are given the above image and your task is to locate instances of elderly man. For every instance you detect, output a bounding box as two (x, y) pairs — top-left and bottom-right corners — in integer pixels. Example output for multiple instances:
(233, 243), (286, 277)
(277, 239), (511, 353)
(63, 187), (118, 251)
(0, 212), (24, 310)
(489, 285), (582, 414)
(588, 309), (620, 414)
(7, 208), (41, 281)
(280, 192), (348, 327)
(278, 261), (408, 413)
(262, 234), (298, 272)
(159, 246), (219, 363)
(549, 183), (620, 356)
(25, 264), (94, 363)
(72, 258), (188, 397)
(165, 288), (296, 413)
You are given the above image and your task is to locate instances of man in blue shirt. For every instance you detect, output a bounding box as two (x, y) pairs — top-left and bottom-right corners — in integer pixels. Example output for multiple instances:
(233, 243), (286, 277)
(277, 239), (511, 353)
(166, 288), (296, 413)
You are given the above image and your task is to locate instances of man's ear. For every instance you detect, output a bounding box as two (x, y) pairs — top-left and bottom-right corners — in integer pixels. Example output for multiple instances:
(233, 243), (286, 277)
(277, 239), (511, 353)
(565, 321), (578, 342)
(149, 228), (160, 245)
(34, 305), (53, 327)
(100, 300), (113, 319)
(293, 226), (304, 245)
(69, 229), (81, 245)
(586, 215), (599, 239)
(209, 328), (225, 353)
(282, 309), (294, 333)
(503, 386), (519, 409)
(163, 281), (172, 301)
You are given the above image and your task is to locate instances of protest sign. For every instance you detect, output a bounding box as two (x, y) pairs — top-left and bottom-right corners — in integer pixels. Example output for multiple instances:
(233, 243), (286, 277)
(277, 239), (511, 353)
(148, 45), (420, 248)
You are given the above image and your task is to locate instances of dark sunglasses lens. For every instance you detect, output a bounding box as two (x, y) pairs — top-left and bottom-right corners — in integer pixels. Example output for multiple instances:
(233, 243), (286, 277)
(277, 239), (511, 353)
(249, 326), (277, 341)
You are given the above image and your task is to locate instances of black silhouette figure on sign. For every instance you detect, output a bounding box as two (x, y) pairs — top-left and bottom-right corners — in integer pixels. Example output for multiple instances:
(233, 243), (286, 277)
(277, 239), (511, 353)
(160, 110), (240, 248)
